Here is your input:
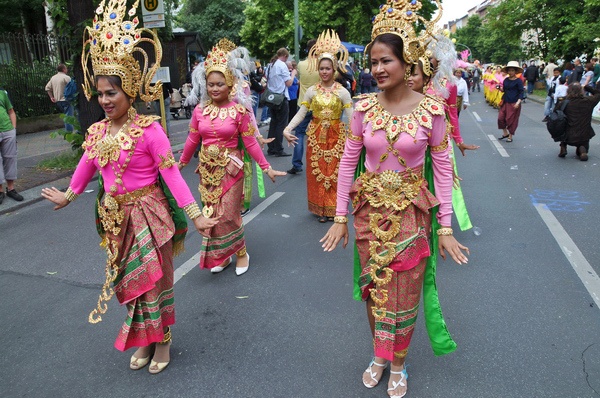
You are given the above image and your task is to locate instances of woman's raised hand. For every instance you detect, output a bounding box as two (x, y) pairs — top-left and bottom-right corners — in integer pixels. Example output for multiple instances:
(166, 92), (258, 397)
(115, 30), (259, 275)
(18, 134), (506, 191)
(283, 130), (298, 147)
(320, 223), (349, 252)
(41, 187), (69, 210)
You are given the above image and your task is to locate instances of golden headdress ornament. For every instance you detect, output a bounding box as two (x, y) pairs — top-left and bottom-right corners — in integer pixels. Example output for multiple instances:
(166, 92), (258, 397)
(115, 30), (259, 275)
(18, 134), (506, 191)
(204, 38), (238, 86)
(367, 0), (442, 64)
(81, 0), (163, 101)
(308, 29), (349, 73)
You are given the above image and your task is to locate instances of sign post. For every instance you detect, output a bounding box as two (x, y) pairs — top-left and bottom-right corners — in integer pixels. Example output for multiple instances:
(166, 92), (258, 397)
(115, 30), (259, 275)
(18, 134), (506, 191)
(142, 0), (168, 134)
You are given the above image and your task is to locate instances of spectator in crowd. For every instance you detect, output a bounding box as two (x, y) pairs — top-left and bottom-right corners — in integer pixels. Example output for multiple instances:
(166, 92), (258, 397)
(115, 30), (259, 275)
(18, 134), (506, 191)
(553, 77), (568, 103)
(524, 61), (539, 94)
(592, 57), (600, 89)
(0, 88), (22, 204)
(471, 65), (482, 92)
(287, 60), (299, 121)
(562, 62), (573, 81)
(580, 63), (595, 88)
(359, 68), (374, 94)
(569, 58), (584, 84)
(543, 59), (558, 80)
(454, 68), (470, 117)
(558, 83), (600, 160)
(287, 39), (318, 175)
(45, 64), (74, 132)
(542, 68), (561, 122)
(265, 48), (296, 157)
(249, 61), (264, 118)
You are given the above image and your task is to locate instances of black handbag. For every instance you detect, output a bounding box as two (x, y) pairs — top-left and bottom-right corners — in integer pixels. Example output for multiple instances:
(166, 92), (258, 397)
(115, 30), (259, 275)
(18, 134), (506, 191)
(261, 88), (285, 107)
(259, 62), (285, 108)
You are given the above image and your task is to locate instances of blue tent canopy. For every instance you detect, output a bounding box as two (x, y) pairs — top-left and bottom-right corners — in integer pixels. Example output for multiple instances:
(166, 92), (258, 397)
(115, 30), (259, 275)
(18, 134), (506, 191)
(341, 41), (365, 53)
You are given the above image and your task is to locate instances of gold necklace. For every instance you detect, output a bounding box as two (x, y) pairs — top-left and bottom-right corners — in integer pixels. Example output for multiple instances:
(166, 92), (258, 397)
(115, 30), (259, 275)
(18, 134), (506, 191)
(105, 110), (137, 194)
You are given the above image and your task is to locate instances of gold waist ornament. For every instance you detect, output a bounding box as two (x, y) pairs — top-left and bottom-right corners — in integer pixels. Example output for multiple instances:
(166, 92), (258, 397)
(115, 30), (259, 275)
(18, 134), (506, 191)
(355, 170), (424, 211)
(91, 182), (160, 324)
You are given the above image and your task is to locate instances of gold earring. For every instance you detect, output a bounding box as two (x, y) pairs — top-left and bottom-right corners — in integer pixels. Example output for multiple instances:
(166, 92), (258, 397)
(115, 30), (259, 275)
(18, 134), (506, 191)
(404, 68), (412, 85)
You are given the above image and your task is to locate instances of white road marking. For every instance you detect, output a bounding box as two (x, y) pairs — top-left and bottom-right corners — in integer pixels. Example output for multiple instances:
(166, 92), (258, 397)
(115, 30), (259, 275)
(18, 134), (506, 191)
(534, 203), (600, 309)
(173, 191), (285, 283)
(472, 111), (482, 122)
(487, 135), (510, 158)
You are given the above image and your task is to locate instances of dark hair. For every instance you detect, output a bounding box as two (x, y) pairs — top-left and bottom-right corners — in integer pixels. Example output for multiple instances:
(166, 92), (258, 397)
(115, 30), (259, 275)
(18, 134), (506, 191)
(95, 75), (132, 99)
(553, 67), (560, 73)
(367, 33), (406, 65)
(592, 57), (598, 62)
(318, 57), (334, 69)
(306, 39), (317, 52)
(276, 48), (289, 58)
(566, 83), (584, 99)
(563, 61), (573, 70)
(57, 63), (67, 72)
(585, 62), (594, 71)
(559, 77), (566, 84)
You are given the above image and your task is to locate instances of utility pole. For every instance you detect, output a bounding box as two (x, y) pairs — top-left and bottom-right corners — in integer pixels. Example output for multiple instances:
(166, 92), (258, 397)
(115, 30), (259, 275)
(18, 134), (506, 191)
(294, 0), (299, 60)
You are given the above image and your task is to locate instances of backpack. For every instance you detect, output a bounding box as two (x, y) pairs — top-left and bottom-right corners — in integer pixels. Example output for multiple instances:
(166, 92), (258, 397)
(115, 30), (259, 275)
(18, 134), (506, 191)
(64, 78), (78, 102)
(546, 99), (569, 142)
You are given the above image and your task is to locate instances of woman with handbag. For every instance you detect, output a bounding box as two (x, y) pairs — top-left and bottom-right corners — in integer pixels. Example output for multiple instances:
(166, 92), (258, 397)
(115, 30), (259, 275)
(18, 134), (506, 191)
(283, 29), (353, 223)
(179, 39), (286, 275)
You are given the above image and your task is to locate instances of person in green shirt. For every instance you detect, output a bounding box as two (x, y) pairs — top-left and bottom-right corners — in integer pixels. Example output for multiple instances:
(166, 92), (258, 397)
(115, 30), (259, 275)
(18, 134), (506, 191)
(0, 89), (23, 204)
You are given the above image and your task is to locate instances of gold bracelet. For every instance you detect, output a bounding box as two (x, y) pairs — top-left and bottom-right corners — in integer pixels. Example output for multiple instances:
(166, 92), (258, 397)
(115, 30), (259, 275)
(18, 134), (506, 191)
(183, 202), (202, 219)
(64, 187), (79, 202)
(263, 166), (272, 174)
(333, 216), (348, 224)
(436, 227), (453, 236)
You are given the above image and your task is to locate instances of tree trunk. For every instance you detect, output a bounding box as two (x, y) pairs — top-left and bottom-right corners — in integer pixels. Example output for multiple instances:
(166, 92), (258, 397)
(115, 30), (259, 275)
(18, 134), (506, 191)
(66, 0), (103, 134)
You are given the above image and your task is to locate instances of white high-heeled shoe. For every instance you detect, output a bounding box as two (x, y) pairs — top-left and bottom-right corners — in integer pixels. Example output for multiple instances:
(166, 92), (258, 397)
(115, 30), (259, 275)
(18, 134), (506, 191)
(210, 256), (232, 273)
(235, 253), (250, 276)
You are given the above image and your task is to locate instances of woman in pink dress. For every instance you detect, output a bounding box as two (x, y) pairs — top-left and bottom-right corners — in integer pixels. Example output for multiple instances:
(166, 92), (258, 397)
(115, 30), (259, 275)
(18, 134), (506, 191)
(179, 39), (286, 276)
(321, 1), (470, 397)
(42, 0), (217, 374)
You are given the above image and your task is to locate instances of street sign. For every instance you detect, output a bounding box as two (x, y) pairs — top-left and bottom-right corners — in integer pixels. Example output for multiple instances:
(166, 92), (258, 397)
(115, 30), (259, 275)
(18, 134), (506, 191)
(142, 0), (164, 15)
(151, 66), (171, 84)
(142, 0), (165, 29)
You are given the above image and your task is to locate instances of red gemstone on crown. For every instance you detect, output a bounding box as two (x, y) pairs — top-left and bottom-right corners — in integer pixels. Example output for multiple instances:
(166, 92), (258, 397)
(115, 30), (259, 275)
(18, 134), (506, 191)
(106, 32), (113, 39)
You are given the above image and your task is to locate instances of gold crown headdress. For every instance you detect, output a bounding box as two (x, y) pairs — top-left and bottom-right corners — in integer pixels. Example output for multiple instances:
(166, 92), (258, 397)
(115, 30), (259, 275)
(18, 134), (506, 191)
(82, 0), (162, 101)
(367, 0), (442, 64)
(204, 38), (238, 86)
(308, 30), (349, 73)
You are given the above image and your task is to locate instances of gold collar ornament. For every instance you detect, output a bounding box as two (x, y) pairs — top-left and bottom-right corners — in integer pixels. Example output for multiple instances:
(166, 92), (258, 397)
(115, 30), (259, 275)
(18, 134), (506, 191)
(308, 30), (349, 73)
(204, 38), (238, 86)
(367, 0), (442, 65)
(82, 0), (163, 102)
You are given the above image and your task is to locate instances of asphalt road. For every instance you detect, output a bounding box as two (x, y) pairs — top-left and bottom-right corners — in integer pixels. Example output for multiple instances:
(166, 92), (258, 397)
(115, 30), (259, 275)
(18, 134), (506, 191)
(1, 96), (600, 398)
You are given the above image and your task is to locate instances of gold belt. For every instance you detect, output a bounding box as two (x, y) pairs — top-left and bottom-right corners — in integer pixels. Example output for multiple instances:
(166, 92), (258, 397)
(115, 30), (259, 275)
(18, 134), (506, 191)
(355, 170), (424, 211)
(113, 183), (160, 204)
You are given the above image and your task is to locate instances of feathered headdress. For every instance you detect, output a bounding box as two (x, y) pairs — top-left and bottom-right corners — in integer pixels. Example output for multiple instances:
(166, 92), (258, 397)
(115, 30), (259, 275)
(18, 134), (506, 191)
(186, 39), (253, 109)
(308, 29), (349, 73)
(81, 0), (162, 101)
(424, 30), (457, 98)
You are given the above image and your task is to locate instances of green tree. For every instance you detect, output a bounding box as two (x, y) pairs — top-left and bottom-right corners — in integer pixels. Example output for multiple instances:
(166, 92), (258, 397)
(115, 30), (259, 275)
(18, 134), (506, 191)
(177, 0), (246, 53)
(240, 0), (440, 61)
(0, 0), (47, 35)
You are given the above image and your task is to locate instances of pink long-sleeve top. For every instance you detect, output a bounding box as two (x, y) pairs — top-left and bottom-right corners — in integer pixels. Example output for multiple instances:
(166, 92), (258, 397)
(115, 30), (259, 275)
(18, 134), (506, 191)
(426, 80), (462, 144)
(180, 101), (270, 170)
(336, 95), (454, 226)
(70, 118), (196, 209)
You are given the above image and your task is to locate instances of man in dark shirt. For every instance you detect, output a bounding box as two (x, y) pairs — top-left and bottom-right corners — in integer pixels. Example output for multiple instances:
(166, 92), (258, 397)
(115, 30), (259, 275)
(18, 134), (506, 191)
(569, 58), (584, 85)
(524, 61), (539, 94)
